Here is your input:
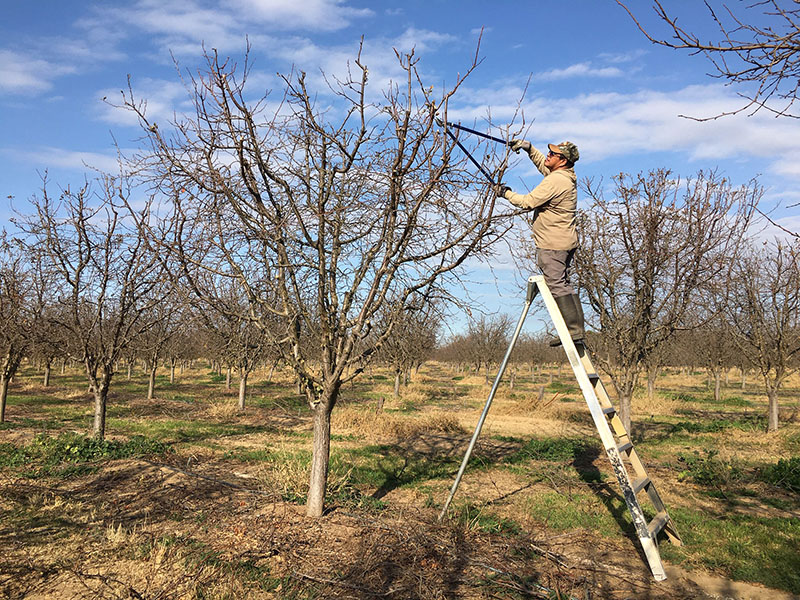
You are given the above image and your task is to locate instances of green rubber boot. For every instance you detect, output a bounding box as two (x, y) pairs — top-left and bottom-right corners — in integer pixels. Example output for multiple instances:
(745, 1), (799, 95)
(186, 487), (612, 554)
(549, 294), (585, 347)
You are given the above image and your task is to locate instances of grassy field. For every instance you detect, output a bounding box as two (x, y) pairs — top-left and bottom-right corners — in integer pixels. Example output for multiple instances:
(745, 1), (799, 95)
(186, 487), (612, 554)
(1, 360), (798, 599)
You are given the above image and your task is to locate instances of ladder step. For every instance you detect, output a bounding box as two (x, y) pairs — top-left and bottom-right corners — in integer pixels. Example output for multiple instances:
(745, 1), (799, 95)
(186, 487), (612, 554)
(587, 372), (600, 382)
(632, 476), (650, 494)
(618, 441), (633, 454)
(602, 406), (616, 416)
(648, 511), (669, 537)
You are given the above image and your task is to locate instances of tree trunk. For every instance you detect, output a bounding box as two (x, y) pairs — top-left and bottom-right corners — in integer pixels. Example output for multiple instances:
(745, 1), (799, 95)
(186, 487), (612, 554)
(767, 389), (779, 432)
(238, 370), (248, 411)
(741, 367), (747, 390)
(307, 401), (334, 517)
(394, 371), (401, 399)
(93, 380), (110, 439)
(127, 360), (132, 380)
(646, 367), (658, 402)
(0, 375), (9, 423)
(43, 361), (52, 387)
(714, 369), (722, 403)
(170, 358), (177, 384)
(617, 379), (636, 433)
(147, 364), (157, 400)
(226, 366), (232, 391)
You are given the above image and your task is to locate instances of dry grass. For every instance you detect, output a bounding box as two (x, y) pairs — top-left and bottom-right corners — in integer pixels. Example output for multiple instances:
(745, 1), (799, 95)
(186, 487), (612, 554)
(203, 396), (242, 420)
(332, 405), (463, 441)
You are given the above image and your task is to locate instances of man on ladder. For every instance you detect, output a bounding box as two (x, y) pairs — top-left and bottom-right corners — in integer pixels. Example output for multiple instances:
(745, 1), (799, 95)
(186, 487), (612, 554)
(438, 123), (681, 581)
(497, 139), (585, 347)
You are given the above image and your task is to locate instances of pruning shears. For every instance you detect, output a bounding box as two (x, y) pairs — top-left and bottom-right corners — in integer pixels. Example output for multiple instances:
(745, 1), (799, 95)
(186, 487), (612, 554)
(436, 118), (510, 186)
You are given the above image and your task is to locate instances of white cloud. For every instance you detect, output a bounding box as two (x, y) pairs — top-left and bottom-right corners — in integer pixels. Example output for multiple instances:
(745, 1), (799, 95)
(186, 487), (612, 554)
(228, 0), (373, 31)
(95, 78), (191, 127)
(12, 147), (124, 174)
(771, 159), (800, 179)
(0, 50), (76, 95)
(597, 49), (647, 64)
(453, 83), (800, 180)
(537, 62), (624, 81)
(93, 1), (242, 57)
(393, 28), (458, 55)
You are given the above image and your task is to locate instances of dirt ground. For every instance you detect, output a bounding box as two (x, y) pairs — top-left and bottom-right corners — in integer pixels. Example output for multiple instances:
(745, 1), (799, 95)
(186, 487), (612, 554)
(2, 440), (796, 600)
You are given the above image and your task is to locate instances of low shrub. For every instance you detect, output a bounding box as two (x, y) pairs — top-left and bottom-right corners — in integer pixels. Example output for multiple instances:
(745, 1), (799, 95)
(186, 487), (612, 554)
(677, 449), (745, 487)
(761, 457), (800, 494)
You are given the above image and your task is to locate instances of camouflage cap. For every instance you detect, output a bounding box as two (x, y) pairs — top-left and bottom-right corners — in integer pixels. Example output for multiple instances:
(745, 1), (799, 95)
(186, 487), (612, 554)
(548, 141), (579, 163)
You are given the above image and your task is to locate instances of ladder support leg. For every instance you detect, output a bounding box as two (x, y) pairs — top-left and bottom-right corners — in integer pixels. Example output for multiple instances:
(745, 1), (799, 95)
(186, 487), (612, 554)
(438, 280), (539, 521)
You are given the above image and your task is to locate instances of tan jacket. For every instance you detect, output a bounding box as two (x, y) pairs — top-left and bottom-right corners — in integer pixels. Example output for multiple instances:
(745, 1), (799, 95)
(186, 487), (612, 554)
(504, 145), (578, 251)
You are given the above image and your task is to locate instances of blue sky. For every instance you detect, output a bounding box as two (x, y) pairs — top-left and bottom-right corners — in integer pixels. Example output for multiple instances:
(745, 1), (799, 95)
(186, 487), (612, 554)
(2, 0), (799, 333)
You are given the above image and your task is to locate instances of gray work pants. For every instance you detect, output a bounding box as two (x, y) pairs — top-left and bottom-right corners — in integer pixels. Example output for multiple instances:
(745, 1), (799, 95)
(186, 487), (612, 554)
(536, 248), (576, 297)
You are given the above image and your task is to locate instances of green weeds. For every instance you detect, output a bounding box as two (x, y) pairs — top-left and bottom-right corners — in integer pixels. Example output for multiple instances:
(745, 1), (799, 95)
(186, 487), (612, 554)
(761, 457), (800, 493)
(504, 436), (598, 464)
(0, 432), (171, 478)
(110, 419), (270, 443)
(676, 449), (745, 488)
(669, 414), (766, 434)
(523, 491), (622, 537)
(662, 507), (800, 593)
(451, 502), (521, 535)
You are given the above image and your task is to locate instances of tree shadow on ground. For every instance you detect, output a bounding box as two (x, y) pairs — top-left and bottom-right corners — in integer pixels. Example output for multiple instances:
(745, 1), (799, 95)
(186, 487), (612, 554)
(369, 433), (522, 500)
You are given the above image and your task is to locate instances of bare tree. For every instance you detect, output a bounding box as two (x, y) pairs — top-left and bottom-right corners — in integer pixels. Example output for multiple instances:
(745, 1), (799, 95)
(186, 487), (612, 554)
(137, 292), (185, 401)
(18, 176), (164, 438)
(119, 45), (508, 515)
(728, 241), (800, 431)
(465, 313), (514, 384)
(198, 302), (269, 411)
(574, 169), (758, 431)
(619, 0), (800, 119)
(377, 304), (439, 398)
(0, 235), (32, 422)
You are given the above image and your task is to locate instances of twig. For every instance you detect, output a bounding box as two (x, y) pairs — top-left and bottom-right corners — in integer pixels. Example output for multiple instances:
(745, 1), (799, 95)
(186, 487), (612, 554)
(529, 543), (571, 569)
(291, 571), (405, 596)
(469, 561), (579, 600)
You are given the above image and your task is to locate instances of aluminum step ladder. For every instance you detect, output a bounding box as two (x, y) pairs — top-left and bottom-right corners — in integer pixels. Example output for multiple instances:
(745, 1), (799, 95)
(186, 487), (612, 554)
(439, 275), (682, 581)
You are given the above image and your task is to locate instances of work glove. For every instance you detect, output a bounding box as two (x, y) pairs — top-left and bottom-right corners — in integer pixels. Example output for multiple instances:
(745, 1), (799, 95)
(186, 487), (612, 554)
(495, 184), (511, 198)
(510, 139), (531, 154)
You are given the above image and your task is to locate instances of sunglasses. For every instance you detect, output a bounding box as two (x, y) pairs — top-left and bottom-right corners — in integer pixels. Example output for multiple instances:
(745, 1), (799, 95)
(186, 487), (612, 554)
(547, 150), (565, 158)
